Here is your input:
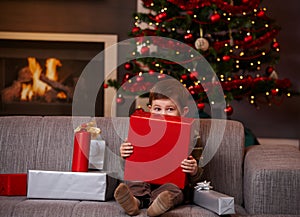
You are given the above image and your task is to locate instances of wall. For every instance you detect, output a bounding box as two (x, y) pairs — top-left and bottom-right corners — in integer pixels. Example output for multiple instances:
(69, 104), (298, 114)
(0, 0), (299, 139)
(0, 0), (136, 40)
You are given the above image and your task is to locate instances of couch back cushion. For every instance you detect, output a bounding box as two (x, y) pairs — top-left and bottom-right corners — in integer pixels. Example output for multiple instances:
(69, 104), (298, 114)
(0, 116), (43, 173)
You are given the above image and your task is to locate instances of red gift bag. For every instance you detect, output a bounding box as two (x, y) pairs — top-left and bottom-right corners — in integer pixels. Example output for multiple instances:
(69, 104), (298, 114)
(0, 174), (27, 196)
(124, 111), (198, 189)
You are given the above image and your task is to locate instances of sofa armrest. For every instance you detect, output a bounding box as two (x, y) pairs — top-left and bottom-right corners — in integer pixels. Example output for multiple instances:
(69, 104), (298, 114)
(243, 144), (300, 215)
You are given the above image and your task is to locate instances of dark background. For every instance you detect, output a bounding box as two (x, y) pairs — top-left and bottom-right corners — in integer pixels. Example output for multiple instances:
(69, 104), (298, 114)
(0, 0), (299, 139)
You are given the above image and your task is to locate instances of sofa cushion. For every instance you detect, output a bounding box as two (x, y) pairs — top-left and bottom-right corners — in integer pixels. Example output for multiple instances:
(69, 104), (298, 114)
(71, 201), (219, 217)
(199, 119), (245, 205)
(0, 196), (26, 217)
(12, 199), (79, 217)
(0, 116), (44, 173)
(244, 144), (300, 215)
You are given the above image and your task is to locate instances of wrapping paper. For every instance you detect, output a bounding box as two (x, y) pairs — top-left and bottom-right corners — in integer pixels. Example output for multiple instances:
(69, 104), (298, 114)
(72, 129), (91, 172)
(0, 174), (27, 196)
(89, 139), (106, 170)
(72, 119), (102, 172)
(193, 189), (235, 215)
(124, 111), (198, 189)
(27, 170), (117, 201)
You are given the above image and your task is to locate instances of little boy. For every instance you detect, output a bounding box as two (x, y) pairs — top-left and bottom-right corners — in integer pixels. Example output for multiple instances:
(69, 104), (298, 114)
(114, 79), (203, 216)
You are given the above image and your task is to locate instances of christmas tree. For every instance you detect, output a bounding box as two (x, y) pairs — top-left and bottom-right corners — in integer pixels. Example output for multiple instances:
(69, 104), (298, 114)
(108, 0), (298, 116)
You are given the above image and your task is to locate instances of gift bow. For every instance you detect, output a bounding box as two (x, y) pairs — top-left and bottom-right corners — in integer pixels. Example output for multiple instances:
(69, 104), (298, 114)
(195, 181), (213, 191)
(74, 120), (101, 140)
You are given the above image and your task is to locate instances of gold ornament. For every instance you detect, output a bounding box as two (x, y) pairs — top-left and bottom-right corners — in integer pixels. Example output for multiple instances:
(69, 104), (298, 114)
(195, 38), (209, 51)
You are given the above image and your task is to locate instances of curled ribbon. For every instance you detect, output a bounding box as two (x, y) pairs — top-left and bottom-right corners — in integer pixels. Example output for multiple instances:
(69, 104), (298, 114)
(195, 180), (213, 191)
(74, 119), (101, 140)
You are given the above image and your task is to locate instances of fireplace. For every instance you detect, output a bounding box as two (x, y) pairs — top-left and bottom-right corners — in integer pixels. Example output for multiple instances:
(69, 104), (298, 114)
(0, 32), (117, 116)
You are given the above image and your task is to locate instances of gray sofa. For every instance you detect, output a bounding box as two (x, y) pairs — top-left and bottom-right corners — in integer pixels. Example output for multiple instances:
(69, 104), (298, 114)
(0, 116), (299, 217)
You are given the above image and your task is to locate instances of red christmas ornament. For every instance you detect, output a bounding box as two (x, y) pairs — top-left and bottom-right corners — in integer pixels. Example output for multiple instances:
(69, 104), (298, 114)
(187, 10), (194, 15)
(194, 84), (204, 93)
(124, 62), (133, 71)
(210, 13), (221, 23)
(184, 33), (194, 42)
(197, 102), (205, 110)
(266, 66), (274, 75)
(272, 41), (280, 49)
(140, 46), (150, 55)
(103, 83), (108, 88)
(148, 69), (156, 75)
(188, 87), (195, 95)
(190, 71), (199, 80)
(132, 26), (141, 34)
(244, 35), (253, 43)
(271, 89), (278, 96)
(242, 0), (249, 3)
(222, 55), (231, 62)
(155, 12), (167, 22)
(158, 73), (166, 79)
(181, 74), (188, 80)
(116, 95), (125, 104)
(224, 105), (233, 116)
(257, 10), (265, 18)
(122, 73), (133, 84)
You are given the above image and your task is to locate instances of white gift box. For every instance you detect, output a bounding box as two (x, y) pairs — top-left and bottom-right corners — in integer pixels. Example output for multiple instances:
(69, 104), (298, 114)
(27, 170), (117, 201)
(193, 189), (235, 215)
(89, 139), (106, 170)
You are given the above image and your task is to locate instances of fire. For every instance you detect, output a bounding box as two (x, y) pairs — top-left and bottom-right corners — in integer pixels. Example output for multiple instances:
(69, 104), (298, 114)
(20, 83), (33, 101)
(21, 57), (62, 101)
(46, 58), (61, 81)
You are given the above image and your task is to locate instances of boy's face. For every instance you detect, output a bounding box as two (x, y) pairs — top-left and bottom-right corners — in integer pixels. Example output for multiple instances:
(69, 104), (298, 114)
(149, 99), (188, 117)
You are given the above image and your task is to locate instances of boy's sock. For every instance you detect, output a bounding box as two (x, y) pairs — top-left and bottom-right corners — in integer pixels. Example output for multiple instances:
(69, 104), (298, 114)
(114, 183), (140, 216)
(146, 191), (173, 217)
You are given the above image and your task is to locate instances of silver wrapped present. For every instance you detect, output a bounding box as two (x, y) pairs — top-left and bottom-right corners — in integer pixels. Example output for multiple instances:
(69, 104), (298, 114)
(89, 139), (106, 170)
(193, 181), (235, 215)
(27, 170), (117, 201)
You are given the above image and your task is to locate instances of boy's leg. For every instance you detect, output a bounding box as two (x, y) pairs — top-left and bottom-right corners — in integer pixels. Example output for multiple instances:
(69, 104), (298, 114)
(147, 183), (184, 216)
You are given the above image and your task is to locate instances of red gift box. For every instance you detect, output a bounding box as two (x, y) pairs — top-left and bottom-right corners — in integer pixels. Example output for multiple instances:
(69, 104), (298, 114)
(0, 174), (27, 196)
(124, 111), (198, 189)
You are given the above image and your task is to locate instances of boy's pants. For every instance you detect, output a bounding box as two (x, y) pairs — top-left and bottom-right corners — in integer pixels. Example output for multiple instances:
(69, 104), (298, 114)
(125, 181), (184, 208)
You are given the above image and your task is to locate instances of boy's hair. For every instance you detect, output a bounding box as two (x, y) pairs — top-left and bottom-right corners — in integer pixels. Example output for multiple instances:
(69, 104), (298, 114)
(149, 79), (190, 110)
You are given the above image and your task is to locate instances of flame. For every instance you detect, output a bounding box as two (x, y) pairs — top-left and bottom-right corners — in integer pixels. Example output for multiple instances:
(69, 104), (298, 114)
(20, 83), (33, 101)
(20, 57), (61, 101)
(57, 92), (67, 99)
(46, 58), (61, 81)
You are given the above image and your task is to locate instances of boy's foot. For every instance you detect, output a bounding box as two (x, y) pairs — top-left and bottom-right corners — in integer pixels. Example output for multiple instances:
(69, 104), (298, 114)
(114, 183), (140, 216)
(147, 191), (173, 217)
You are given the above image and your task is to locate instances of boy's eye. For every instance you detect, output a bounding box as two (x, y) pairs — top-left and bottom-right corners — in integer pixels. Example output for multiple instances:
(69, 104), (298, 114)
(153, 107), (161, 111)
(166, 107), (175, 112)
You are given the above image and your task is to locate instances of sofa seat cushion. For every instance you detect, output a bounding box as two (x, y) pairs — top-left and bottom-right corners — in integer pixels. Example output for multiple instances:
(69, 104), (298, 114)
(11, 199), (79, 217)
(71, 201), (220, 217)
(0, 196), (26, 217)
(244, 144), (300, 215)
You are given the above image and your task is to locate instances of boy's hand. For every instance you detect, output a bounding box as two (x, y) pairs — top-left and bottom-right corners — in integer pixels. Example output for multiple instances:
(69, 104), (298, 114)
(120, 141), (133, 158)
(181, 155), (198, 176)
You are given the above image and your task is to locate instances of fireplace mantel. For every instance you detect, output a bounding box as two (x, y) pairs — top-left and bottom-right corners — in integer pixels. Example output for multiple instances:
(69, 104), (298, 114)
(0, 31), (118, 117)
